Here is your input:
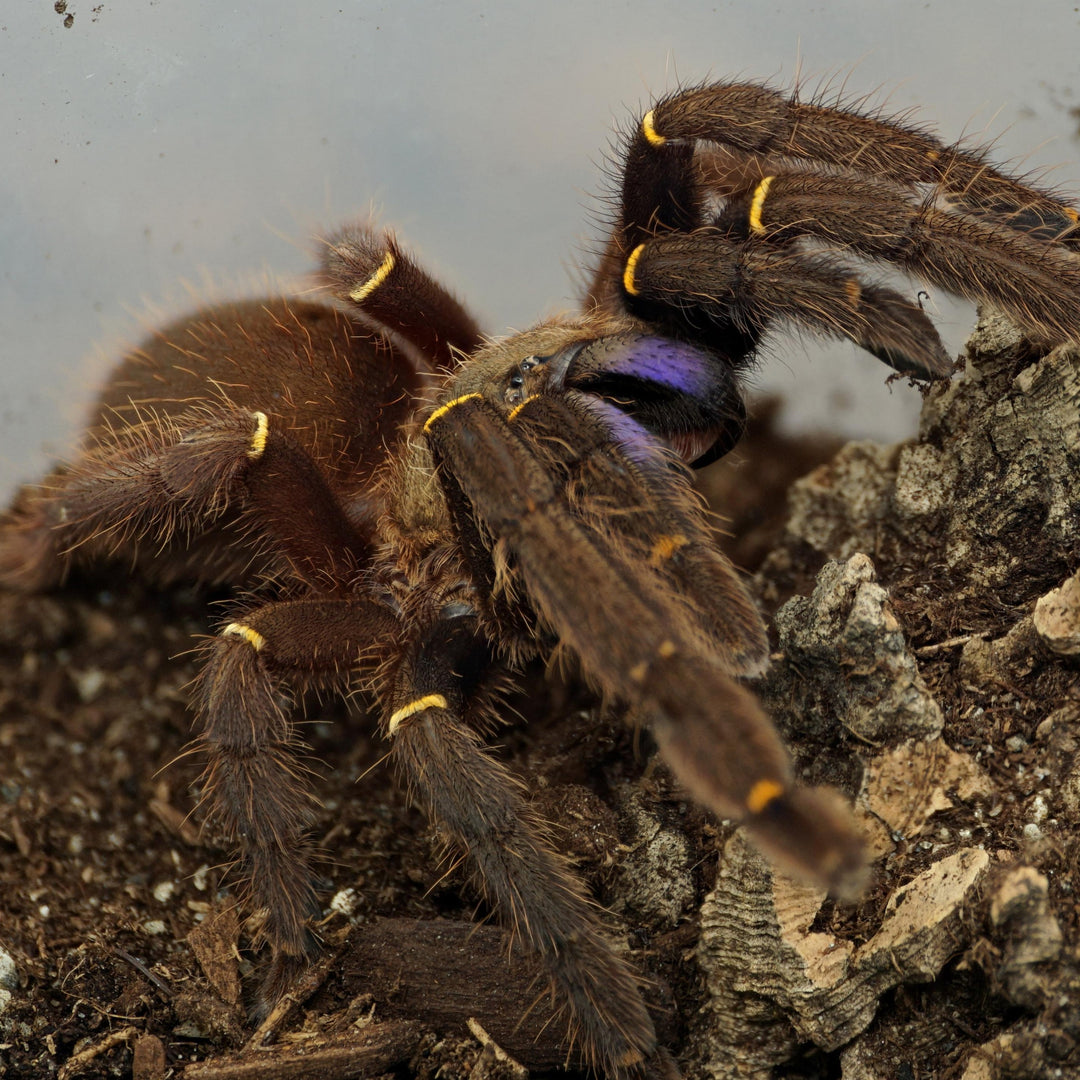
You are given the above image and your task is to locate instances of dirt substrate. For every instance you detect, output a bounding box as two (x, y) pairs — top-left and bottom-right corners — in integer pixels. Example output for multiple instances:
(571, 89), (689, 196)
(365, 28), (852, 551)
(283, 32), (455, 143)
(1, 313), (1078, 1079)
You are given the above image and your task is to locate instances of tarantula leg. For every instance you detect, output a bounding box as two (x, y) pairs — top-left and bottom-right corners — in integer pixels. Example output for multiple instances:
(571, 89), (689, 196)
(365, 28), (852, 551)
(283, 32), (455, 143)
(0, 407), (377, 590)
(425, 394), (866, 897)
(229, 412), (382, 588)
(386, 611), (660, 1076)
(621, 232), (951, 377)
(321, 224), (484, 366)
(0, 408), (275, 588)
(618, 124), (700, 247)
(584, 125), (701, 313)
(584, 416), (769, 674)
(193, 595), (396, 1013)
(501, 380), (769, 675)
(643, 81), (1080, 244)
(739, 171), (1080, 345)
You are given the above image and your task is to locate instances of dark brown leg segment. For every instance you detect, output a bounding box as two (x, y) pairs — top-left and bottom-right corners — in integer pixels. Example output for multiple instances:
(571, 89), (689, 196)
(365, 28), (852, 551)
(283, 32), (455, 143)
(744, 171), (1080, 344)
(645, 81), (1080, 244)
(425, 395), (866, 897)
(192, 595), (396, 1011)
(622, 232), (952, 378)
(386, 619), (660, 1076)
(0, 407), (377, 590)
(321, 225), (485, 367)
(514, 391), (770, 675)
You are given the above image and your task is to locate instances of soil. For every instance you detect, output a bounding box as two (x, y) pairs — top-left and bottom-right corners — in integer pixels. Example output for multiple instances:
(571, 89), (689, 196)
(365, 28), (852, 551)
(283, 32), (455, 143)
(1, 317), (1078, 1080)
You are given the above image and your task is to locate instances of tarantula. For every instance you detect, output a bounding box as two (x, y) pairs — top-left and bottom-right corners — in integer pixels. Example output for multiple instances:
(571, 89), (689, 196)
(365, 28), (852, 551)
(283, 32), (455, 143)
(4, 80), (1080, 1077)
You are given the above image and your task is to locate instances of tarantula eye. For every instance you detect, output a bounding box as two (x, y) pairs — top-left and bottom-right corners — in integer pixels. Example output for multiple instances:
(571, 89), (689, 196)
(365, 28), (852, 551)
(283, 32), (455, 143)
(505, 352), (558, 405)
(506, 371), (526, 405)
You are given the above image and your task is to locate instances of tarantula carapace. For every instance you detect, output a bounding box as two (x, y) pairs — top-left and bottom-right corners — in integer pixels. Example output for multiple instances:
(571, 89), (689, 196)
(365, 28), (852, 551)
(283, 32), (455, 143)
(5, 80), (1080, 1077)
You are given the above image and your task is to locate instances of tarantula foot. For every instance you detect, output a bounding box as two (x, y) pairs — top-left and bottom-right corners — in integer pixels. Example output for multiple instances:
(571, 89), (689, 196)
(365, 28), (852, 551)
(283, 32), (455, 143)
(252, 945), (318, 1024)
(746, 785), (869, 900)
(641, 1046), (683, 1080)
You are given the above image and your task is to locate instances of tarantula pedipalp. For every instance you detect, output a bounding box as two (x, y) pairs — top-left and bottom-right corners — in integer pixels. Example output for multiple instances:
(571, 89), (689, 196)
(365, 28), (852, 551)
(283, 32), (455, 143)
(4, 80), (1080, 1077)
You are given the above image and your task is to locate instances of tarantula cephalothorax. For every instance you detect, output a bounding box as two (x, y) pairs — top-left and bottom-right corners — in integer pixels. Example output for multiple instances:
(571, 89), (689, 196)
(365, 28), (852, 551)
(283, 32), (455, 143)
(5, 80), (1080, 1077)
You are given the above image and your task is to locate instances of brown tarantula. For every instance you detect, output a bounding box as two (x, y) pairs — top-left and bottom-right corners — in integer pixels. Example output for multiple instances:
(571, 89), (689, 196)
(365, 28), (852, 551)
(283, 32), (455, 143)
(4, 80), (1080, 1077)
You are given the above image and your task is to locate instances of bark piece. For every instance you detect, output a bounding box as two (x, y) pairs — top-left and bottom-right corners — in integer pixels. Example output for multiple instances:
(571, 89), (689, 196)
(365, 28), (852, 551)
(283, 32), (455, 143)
(989, 865), (1063, 1010)
(186, 903), (242, 1007)
(326, 917), (602, 1069)
(766, 310), (1080, 602)
(182, 1019), (423, 1079)
(132, 1034), (167, 1080)
(1034, 569), (1080, 655)
(609, 783), (695, 929)
(859, 738), (994, 857)
(696, 311), (1080, 1078)
(692, 834), (989, 1078)
(770, 553), (943, 743)
(781, 442), (899, 562)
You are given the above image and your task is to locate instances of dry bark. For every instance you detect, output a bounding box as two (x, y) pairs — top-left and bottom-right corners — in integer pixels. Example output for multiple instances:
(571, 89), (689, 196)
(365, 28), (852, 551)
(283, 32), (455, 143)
(687, 311), (1080, 1079)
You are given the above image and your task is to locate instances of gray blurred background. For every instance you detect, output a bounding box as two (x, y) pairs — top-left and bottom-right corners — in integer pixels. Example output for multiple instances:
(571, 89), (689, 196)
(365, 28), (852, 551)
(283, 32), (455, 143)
(3, 1), (1079, 502)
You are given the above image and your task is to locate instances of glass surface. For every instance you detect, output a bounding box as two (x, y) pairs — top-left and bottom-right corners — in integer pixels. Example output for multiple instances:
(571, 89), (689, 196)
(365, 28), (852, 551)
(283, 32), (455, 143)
(3, 1), (1078, 499)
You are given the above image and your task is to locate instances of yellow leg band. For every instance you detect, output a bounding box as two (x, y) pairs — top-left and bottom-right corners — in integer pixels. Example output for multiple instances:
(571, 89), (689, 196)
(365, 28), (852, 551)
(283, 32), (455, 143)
(746, 778), (784, 814)
(248, 411), (269, 459)
(507, 394), (540, 422)
(623, 243), (646, 296)
(388, 694), (448, 735)
(648, 533), (689, 566)
(349, 250), (396, 303)
(641, 109), (665, 147)
(222, 622), (267, 651)
(748, 175), (775, 234)
(423, 393), (483, 434)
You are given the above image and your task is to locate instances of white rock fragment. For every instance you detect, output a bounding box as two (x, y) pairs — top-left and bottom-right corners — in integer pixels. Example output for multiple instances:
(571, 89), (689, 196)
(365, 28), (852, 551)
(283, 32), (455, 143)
(72, 667), (107, 702)
(0, 944), (17, 1016)
(330, 887), (359, 917)
(1034, 569), (1080, 655)
(153, 880), (176, 903)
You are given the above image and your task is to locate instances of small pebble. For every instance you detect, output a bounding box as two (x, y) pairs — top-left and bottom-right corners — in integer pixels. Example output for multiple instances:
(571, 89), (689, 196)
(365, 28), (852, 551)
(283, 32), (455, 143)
(330, 888), (358, 917)
(152, 880), (176, 903)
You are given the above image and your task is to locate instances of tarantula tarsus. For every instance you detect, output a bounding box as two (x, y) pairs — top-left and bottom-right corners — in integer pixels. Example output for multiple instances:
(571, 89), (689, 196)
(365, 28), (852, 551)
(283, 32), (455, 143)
(4, 80), (1080, 1078)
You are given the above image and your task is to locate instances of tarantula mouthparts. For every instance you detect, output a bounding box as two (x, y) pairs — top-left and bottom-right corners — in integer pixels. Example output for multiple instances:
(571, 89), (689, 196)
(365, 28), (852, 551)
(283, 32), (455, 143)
(5, 79), (1080, 1077)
